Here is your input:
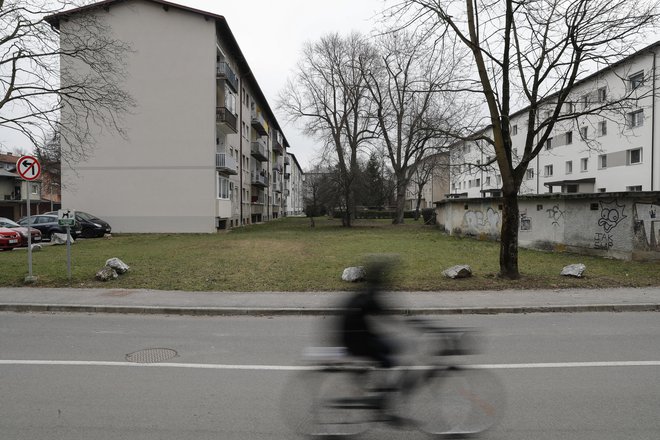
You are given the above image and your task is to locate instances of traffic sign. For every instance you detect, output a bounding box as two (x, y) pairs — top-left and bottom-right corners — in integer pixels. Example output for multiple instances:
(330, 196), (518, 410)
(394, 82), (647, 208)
(58, 209), (76, 226)
(16, 155), (41, 181)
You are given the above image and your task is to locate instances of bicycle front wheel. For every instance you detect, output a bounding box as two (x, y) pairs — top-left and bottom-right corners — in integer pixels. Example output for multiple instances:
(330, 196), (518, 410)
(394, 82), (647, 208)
(410, 367), (505, 437)
(281, 368), (372, 438)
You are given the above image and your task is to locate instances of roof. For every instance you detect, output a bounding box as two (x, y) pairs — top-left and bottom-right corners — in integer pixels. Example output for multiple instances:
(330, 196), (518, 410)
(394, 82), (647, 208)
(44, 0), (291, 148)
(0, 169), (18, 178)
(0, 153), (19, 166)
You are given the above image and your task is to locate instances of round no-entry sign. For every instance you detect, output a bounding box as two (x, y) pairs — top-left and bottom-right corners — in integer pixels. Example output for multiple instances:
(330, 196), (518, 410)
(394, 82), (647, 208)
(16, 155), (41, 181)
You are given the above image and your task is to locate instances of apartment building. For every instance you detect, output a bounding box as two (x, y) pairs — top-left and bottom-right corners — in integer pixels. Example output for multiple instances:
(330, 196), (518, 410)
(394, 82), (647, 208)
(404, 152), (450, 211)
(46, 0), (296, 233)
(449, 41), (660, 198)
(284, 152), (305, 216)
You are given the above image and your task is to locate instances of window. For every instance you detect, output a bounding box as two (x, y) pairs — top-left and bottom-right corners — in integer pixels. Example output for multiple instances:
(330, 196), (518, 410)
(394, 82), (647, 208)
(566, 131), (573, 145)
(564, 102), (575, 114)
(565, 161), (573, 174)
(31, 184), (39, 195)
(544, 165), (553, 177)
(627, 185), (642, 192)
(628, 148), (642, 164)
(485, 176), (491, 185)
(218, 174), (230, 199)
(581, 94), (590, 110)
(581, 158), (588, 171)
(546, 137), (553, 149)
(597, 120), (607, 137)
(598, 87), (607, 102)
(599, 154), (607, 169)
(580, 126), (588, 139)
(598, 188), (607, 193)
(629, 71), (644, 90)
(628, 110), (644, 128)
(512, 125), (518, 136)
(526, 168), (534, 180)
(565, 185), (579, 194)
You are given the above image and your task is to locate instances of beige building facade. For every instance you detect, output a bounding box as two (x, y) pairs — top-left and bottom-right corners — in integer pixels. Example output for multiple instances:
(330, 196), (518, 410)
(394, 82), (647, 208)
(47, 0), (297, 233)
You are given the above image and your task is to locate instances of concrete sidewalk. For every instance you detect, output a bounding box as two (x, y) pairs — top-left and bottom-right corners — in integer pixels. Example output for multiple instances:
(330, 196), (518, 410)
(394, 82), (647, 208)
(1, 287), (659, 316)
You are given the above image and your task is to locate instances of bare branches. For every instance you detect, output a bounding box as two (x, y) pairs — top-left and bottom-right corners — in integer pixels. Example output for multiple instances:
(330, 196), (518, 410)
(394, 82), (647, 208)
(0, 0), (133, 165)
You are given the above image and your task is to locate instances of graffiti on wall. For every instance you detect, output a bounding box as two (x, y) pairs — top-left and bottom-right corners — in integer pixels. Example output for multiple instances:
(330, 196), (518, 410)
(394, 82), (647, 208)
(463, 208), (500, 235)
(594, 200), (627, 250)
(520, 210), (532, 231)
(633, 203), (660, 250)
(546, 205), (565, 227)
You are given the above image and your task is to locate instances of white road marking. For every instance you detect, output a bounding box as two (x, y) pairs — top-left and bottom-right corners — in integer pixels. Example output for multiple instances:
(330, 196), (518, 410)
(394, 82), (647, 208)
(0, 360), (659, 370)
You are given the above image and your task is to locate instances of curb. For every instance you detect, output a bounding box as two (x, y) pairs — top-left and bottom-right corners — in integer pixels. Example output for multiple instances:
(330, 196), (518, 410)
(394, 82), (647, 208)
(1, 303), (659, 316)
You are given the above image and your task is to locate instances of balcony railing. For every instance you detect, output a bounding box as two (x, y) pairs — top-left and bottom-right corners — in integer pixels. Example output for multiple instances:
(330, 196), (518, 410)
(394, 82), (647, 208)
(251, 111), (268, 136)
(216, 62), (238, 92)
(216, 152), (238, 175)
(216, 107), (237, 134)
(251, 171), (268, 187)
(251, 140), (268, 162)
(272, 131), (284, 154)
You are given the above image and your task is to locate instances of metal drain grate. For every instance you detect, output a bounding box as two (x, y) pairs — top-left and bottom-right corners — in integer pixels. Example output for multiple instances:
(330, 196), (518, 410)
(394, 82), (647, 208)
(125, 348), (178, 363)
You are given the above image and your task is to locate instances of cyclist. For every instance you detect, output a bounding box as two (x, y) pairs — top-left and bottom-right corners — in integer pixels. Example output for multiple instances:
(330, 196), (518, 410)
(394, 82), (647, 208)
(337, 255), (411, 426)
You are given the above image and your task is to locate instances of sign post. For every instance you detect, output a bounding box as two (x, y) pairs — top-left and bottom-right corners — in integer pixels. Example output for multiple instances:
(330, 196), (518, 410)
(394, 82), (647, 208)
(16, 155), (41, 283)
(58, 209), (76, 281)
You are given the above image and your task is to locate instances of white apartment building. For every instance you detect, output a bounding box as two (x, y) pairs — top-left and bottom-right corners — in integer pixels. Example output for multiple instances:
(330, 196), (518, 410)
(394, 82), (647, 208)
(449, 41), (660, 198)
(284, 153), (305, 216)
(46, 0), (298, 233)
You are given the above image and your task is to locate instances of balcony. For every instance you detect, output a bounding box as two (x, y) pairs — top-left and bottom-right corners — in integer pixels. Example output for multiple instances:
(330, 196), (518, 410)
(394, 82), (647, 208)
(272, 181), (282, 193)
(272, 131), (284, 154)
(216, 152), (238, 175)
(216, 62), (238, 92)
(251, 171), (268, 188)
(251, 139), (268, 162)
(216, 107), (237, 134)
(251, 110), (268, 136)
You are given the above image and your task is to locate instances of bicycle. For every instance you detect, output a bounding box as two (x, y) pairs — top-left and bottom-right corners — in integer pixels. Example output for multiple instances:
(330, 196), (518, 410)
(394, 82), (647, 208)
(281, 318), (505, 438)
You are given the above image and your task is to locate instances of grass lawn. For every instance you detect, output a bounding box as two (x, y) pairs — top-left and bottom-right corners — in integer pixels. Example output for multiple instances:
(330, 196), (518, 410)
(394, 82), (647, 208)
(1, 216), (659, 291)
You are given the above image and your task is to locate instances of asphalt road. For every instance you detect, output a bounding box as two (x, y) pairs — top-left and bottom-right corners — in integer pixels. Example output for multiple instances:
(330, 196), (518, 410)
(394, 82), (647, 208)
(1, 312), (659, 439)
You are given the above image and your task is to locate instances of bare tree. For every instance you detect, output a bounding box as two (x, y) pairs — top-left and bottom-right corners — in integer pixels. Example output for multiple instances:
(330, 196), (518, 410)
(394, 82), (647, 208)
(0, 0), (133, 167)
(279, 33), (378, 227)
(363, 30), (470, 224)
(409, 150), (448, 220)
(388, 0), (659, 278)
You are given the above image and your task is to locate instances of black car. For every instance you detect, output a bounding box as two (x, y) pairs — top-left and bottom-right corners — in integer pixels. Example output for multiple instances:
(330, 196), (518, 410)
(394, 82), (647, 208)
(18, 215), (83, 241)
(46, 211), (111, 238)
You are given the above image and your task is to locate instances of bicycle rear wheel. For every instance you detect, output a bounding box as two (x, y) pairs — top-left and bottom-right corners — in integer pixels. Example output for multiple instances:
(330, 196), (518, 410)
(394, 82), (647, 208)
(409, 367), (505, 437)
(281, 369), (372, 438)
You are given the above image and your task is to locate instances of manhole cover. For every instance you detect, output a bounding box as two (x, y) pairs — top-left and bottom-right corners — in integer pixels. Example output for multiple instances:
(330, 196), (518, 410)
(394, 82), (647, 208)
(125, 348), (178, 363)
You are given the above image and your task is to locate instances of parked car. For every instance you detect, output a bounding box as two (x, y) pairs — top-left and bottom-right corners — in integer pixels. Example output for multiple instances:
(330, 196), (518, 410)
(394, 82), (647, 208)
(46, 211), (111, 238)
(17, 215), (82, 241)
(0, 217), (42, 246)
(0, 226), (21, 251)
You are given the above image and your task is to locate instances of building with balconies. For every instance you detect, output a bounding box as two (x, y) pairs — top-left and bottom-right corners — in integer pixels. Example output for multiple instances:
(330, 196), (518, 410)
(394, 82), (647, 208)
(47, 0), (297, 232)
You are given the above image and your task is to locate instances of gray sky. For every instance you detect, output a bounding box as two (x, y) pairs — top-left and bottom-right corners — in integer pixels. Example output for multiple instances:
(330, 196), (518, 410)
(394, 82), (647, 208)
(187, 0), (387, 170)
(0, 0), (388, 171)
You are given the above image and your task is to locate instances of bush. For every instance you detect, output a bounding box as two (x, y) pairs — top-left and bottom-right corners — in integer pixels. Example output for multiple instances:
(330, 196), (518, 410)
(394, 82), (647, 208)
(422, 208), (437, 225)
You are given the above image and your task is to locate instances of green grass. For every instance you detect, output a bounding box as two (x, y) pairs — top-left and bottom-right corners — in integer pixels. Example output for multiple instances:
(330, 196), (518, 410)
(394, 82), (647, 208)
(1, 216), (659, 291)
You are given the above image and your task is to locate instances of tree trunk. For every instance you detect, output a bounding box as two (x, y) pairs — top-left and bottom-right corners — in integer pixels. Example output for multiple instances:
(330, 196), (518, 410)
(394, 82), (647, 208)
(499, 190), (520, 279)
(392, 183), (407, 224)
(414, 191), (423, 221)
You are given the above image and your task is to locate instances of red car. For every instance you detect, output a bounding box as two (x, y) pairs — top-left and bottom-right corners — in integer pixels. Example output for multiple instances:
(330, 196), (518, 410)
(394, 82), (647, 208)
(0, 226), (21, 251)
(0, 217), (42, 247)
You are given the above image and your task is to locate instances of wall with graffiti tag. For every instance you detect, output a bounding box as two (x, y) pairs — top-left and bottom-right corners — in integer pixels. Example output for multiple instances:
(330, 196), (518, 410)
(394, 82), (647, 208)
(435, 192), (660, 261)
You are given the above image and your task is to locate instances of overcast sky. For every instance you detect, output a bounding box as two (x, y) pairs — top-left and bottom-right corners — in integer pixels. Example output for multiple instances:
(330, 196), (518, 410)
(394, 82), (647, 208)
(0, 0), (388, 170)
(189, 0), (387, 170)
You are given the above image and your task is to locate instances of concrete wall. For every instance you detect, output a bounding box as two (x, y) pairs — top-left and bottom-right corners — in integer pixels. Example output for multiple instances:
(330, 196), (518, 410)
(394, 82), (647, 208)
(436, 192), (660, 260)
(60, 1), (217, 233)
